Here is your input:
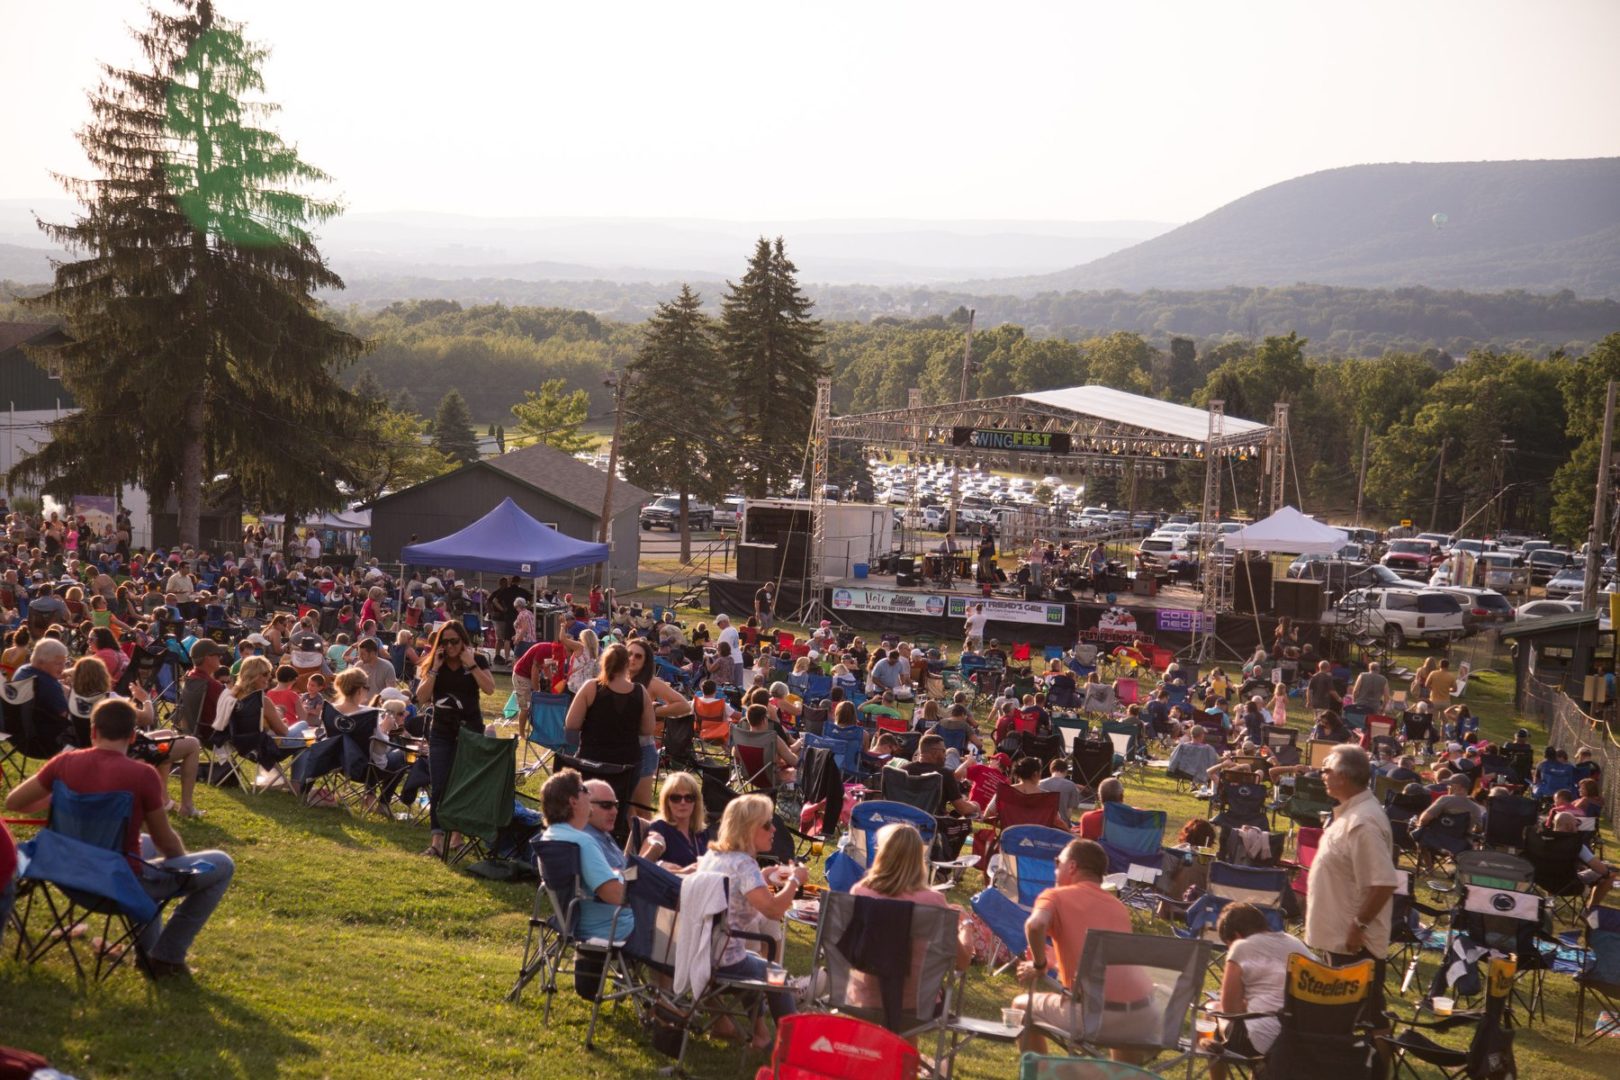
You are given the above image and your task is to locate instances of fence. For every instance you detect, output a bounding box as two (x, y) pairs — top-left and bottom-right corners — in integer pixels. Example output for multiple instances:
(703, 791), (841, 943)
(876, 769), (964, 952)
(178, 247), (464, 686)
(1525, 676), (1620, 832)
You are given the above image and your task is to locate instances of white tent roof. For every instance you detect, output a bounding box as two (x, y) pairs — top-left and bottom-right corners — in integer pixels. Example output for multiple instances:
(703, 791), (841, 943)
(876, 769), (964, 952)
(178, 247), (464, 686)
(1018, 385), (1271, 443)
(1227, 506), (1348, 555)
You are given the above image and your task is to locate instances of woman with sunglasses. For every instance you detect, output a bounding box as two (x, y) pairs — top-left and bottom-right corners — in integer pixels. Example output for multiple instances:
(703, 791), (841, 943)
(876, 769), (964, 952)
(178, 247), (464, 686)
(415, 621), (495, 857)
(564, 642), (653, 832)
(638, 770), (708, 871)
(625, 638), (690, 820)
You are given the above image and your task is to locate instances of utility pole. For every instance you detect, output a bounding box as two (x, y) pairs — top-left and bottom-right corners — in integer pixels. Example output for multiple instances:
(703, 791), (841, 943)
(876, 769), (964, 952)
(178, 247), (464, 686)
(1582, 380), (1616, 611)
(1429, 438), (1448, 533)
(1492, 436), (1514, 537)
(947, 310), (975, 541)
(1354, 426), (1370, 527)
(593, 372), (630, 590)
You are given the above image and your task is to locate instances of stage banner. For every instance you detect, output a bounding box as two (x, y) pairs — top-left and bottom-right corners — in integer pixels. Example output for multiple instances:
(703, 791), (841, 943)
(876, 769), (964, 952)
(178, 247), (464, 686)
(830, 587), (948, 617)
(950, 427), (1072, 454)
(1156, 608), (1216, 633)
(946, 595), (1066, 627)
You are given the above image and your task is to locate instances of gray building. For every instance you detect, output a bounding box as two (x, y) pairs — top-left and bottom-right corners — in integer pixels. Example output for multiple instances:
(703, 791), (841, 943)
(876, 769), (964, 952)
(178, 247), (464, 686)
(367, 443), (650, 590)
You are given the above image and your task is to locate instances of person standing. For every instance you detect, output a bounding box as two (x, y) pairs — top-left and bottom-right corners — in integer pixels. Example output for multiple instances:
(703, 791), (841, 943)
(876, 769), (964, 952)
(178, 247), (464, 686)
(1305, 745), (1399, 1026)
(753, 581), (776, 631)
(414, 622), (495, 858)
(564, 643), (654, 837)
(1349, 662), (1390, 714)
(963, 602), (990, 653)
(1305, 660), (1338, 712)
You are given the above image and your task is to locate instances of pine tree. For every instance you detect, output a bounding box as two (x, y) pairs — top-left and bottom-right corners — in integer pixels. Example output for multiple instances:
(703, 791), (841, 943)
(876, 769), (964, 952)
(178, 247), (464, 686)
(432, 389), (479, 465)
(716, 237), (825, 497)
(13, 1), (365, 544)
(391, 388), (418, 415)
(622, 284), (729, 560)
(351, 368), (386, 405)
(511, 378), (592, 454)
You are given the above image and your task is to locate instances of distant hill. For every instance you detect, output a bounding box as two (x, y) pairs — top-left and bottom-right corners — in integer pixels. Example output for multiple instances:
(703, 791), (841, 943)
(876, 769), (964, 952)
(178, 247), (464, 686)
(977, 159), (1620, 299)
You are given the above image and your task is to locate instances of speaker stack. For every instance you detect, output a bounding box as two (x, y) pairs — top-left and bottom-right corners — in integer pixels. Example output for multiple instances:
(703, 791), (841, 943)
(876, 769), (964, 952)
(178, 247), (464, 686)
(1271, 578), (1324, 621)
(1233, 556), (1273, 615)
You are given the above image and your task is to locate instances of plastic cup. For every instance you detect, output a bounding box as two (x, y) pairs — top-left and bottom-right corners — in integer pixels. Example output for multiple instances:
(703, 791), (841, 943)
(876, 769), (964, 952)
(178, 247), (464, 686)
(810, 839), (824, 858)
(1196, 1018), (1218, 1043)
(766, 964), (787, 987)
(303, 730), (316, 744)
(1432, 996), (1454, 1016)
(1001, 1008), (1025, 1028)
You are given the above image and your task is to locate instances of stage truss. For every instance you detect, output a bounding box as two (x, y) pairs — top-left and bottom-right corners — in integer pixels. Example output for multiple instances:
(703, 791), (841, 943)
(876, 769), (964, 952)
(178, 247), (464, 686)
(804, 386), (1284, 648)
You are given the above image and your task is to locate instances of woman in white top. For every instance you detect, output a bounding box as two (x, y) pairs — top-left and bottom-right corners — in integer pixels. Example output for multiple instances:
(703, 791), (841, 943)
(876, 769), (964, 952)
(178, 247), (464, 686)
(1211, 902), (1312, 1072)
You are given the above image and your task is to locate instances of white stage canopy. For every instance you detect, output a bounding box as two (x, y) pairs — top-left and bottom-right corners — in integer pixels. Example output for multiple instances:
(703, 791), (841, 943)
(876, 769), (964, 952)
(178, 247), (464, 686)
(1226, 505), (1349, 555)
(1019, 385), (1273, 444)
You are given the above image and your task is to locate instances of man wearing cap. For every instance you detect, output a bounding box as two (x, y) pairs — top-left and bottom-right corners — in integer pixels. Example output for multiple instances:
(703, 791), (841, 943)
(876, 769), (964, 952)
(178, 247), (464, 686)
(354, 638), (398, 698)
(715, 614), (740, 656)
(185, 640), (230, 737)
(753, 581), (776, 631)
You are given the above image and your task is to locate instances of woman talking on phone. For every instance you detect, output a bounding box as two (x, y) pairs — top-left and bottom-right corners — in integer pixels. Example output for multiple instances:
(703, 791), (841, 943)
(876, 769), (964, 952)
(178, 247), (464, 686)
(415, 622), (495, 857)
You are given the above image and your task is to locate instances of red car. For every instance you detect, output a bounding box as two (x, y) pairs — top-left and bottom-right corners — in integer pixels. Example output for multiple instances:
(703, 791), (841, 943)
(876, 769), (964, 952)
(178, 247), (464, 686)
(1382, 538), (1441, 579)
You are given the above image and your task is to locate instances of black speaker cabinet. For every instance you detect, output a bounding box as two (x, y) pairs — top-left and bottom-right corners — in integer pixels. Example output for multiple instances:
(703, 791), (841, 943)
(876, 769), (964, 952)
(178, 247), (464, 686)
(1271, 578), (1324, 621)
(895, 556), (916, 576)
(737, 542), (778, 582)
(896, 572), (920, 587)
(1233, 557), (1273, 615)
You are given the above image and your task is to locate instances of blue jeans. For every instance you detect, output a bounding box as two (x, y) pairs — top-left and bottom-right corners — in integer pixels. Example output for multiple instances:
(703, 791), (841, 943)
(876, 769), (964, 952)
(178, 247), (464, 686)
(136, 837), (236, 965)
(717, 953), (796, 1020)
(428, 731), (459, 833)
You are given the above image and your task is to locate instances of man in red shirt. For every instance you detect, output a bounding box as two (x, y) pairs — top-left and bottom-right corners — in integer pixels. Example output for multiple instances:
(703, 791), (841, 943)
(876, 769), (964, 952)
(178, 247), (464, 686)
(1076, 778), (1126, 840)
(512, 639), (565, 735)
(1014, 838), (1155, 1059)
(4, 698), (235, 978)
(185, 639), (229, 736)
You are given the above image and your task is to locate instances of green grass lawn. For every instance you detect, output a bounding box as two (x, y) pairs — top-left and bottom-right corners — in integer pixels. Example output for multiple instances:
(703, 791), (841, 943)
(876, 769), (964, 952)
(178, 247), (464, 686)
(2, 657), (1617, 1076)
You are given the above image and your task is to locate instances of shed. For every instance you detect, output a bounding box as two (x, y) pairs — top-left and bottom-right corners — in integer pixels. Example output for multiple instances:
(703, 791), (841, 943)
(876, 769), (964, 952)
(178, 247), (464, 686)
(366, 443), (650, 591)
(1499, 611), (1612, 711)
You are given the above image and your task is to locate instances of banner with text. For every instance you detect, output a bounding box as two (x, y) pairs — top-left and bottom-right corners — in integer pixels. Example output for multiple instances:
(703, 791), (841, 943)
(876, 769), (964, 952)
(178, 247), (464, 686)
(830, 587), (948, 617)
(947, 595), (1067, 626)
(1155, 608), (1216, 633)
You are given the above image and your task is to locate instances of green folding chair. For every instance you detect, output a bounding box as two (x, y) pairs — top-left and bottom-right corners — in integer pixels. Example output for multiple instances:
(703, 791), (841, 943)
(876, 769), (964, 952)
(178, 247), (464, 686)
(435, 729), (517, 867)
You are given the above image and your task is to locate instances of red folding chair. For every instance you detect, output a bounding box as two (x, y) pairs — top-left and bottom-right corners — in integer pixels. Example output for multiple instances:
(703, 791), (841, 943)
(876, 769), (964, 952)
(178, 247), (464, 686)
(973, 786), (1064, 875)
(1011, 642), (1032, 663)
(776, 631), (796, 652)
(1285, 824), (1323, 906)
(1115, 677), (1140, 706)
(755, 1013), (920, 1080)
(1150, 647), (1174, 671)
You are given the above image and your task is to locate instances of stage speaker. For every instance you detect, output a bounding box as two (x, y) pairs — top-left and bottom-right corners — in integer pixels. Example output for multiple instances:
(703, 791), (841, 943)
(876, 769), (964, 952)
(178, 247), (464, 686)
(1271, 578), (1324, 621)
(895, 556), (916, 577)
(736, 542), (778, 582)
(896, 572), (921, 587)
(1022, 583), (1044, 601)
(1233, 557), (1273, 615)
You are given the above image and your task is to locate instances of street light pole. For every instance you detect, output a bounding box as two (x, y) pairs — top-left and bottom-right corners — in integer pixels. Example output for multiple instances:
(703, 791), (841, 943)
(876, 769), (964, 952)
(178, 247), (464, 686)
(594, 373), (631, 590)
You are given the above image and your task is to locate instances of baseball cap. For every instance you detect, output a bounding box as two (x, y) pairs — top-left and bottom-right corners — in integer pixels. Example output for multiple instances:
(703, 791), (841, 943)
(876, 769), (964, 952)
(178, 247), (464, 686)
(189, 639), (228, 661)
(993, 752), (1012, 768)
(243, 633), (271, 647)
(1515, 728), (1529, 739)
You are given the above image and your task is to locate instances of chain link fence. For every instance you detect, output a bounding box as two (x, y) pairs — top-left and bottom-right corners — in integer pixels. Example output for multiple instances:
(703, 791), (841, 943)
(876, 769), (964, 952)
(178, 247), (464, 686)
(1525, 676), (1618, 832)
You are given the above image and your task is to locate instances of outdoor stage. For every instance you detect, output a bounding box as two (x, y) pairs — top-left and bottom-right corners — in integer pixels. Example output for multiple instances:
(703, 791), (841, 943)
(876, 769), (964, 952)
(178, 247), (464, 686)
(706, 572), (1292, 660)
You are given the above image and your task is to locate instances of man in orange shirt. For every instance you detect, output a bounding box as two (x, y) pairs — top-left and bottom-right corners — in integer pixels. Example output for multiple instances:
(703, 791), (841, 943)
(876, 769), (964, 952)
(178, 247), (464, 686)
(1013, 838), (1156, 1059)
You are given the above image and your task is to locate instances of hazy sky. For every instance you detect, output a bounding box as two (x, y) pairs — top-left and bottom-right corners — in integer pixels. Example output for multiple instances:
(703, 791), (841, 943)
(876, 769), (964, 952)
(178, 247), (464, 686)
(3, 0), (1617, 224)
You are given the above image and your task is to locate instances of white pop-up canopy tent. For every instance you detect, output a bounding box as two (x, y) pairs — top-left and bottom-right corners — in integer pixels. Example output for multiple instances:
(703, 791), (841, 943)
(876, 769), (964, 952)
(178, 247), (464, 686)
(1226, 505), (1349, 556)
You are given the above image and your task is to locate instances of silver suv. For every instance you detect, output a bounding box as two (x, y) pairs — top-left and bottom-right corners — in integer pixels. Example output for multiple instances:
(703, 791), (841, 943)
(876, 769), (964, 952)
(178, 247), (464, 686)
(1325, 587), (1468, 649)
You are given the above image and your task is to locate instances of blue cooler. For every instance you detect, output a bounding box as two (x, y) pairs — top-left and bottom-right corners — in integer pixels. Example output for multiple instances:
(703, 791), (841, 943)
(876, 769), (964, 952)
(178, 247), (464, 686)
(852, 563), (869, 579)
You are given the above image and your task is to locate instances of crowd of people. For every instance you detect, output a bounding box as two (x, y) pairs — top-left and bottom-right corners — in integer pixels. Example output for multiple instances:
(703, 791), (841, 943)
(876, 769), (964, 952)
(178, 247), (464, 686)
(0, 518), (1612, 1070)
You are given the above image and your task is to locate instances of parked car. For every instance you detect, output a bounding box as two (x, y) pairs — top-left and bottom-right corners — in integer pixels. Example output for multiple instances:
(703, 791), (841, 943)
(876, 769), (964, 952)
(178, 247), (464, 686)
(1431, 586), (1516, 631)
(1544, 567), (1587, 601)
(1137, 533), (1191, 561)
(1324, 587), (1468, 649)
(639, 494), (714, 531)
(713, 496), (745, 530)
(1527, 548), (1572, 584)
(1382, 538), (1442, 579)
(1288, 559), (1417, 598)
(1515, 599), (1581, 619)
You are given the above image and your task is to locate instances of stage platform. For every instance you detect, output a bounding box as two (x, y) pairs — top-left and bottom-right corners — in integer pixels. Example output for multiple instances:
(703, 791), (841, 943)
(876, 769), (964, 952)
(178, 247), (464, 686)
(823, 571), (1209, 613)
(706, 572), (1287, 661)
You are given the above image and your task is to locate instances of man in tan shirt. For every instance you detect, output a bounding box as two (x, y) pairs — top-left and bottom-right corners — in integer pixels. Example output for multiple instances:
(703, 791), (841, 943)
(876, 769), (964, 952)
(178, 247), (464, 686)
(1306, 744), (1400, 1025)
(1423, 659), (1458, 705)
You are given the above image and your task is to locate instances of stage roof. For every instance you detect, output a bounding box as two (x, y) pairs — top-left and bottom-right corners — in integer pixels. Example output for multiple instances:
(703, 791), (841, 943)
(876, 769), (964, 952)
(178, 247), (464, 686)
(1018, 386), (1271, 443)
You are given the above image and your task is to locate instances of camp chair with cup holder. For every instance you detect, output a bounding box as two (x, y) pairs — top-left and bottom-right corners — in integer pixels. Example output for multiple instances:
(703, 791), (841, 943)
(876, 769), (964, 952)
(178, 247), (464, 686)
(1097, 801), (1166, 876)
(1201, 952), (1383, 1079)
(1572, 904), (1620, 1047)
(1430, 879), (1555, 1026)
(823, 800), (937, 893)
(753, 1014), (921, 1080)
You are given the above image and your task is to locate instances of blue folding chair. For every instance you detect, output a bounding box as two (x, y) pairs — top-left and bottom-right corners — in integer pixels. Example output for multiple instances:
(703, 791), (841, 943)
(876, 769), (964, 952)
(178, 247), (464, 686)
(1533, 760), (1577, 801)
(992, 825), (1072, 907)
(806, 726), (864, 778)
(825, 800), (936, 892)
(1042, 645), (1065, 663)
(805, 673), (833, 701)
(1098, 801), (1166, 874)
(1574, 905), (1620, 1047)
(521, 691), (576, 778)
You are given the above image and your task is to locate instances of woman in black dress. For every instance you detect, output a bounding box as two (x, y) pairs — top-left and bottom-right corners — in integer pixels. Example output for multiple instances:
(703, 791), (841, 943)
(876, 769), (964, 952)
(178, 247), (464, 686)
(565, 642), (655, 837)
(415, 621), (495, 857)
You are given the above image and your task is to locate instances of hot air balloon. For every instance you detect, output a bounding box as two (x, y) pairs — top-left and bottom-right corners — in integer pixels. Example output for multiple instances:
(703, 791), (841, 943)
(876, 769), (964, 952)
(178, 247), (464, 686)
(1431, 212), (1448, 229)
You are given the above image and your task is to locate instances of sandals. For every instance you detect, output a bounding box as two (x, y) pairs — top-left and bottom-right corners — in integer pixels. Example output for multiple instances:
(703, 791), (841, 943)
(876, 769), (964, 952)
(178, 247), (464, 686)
(175, 806), (206, 820)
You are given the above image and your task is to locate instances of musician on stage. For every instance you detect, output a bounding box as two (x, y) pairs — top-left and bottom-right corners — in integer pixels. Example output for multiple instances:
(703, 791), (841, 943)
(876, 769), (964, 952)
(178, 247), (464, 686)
(976, 526), (997, 584)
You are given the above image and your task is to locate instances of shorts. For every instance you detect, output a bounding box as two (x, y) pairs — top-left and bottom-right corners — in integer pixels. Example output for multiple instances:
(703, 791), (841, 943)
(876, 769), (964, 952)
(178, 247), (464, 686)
(1018, 990), (1163, 1045)
(640, 741), (660, 779)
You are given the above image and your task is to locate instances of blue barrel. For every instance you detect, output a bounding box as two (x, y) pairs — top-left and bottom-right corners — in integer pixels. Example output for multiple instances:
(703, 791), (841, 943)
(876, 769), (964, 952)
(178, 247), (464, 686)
(853, 563), (869, 579)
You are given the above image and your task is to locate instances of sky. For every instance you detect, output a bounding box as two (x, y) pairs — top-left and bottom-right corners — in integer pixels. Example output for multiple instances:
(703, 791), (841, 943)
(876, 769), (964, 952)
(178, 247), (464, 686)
(2, 0), (1618, 225)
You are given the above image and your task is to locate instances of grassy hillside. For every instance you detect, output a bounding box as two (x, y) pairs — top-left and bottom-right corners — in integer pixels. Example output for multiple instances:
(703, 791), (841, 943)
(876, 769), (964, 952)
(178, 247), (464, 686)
(985, 159), (1620, 299)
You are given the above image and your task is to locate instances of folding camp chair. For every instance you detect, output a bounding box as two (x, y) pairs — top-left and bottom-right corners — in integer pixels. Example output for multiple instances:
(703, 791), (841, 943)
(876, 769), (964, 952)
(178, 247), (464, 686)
(508, 838), (636, 1048)
(755, 1014), (921, 1080)
(807, 725), (865, 780)
(1019, 732), (1065, 771)
(1209, 779), (1269, 832)
(436, 729), (517, 866)
(1481, 793), (1537, 853)
(1432, 880), (1553, 1025)
(808, 892), (964, 1069)
(9, 781), (200, 983)
(1274, 774), (1334, 832)
(219, 690), (296, 794)
(824, 800), (937, 893)
(1, 677), (74, 766)
(879, 767), (943, 816)
(1383, 786), (1432, 864)
(1261, 724), (1300, 767)
(1386, 869), (1446, 997)
(1176, 862), (1290, 972)
(1100, 719), (1146, 780)
(1453, 849), (1535, 892)
(1205, 953), (1382, 1077)
(1284, 826), (1322, 910)
(1386, 956), (1510, 1080)
(1532, 759), (1577, 802)
(517, 690), (574, 779)
(1098, 801), (1166, 875)
(1070, 736), (1115, 793)
(1412, 811), (1475, 873)
(1524, 828), (1593, 924)
(1573, 905), (1620, 1047)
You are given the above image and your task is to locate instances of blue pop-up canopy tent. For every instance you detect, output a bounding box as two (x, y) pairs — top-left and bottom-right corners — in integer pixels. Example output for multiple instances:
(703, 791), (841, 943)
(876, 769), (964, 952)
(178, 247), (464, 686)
(399, 497), (610, 577)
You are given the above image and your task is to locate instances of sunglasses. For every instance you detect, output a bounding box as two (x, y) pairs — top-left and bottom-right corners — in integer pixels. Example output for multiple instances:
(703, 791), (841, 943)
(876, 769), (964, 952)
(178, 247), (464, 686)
(591, 799), (619, 810)
(443, 639), (465, 647)
(667, 792), (696, 803)
(758, 820), (777, 831)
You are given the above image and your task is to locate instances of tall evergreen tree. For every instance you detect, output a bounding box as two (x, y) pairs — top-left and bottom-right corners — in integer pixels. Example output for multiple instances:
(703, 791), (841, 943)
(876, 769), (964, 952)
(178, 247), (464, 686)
(13, 1), (365, 544)
(432, 389), (479, 465)
(622, 284), (729, 560)
(716, 237), (825, 497)
(391, 388), (418, 416)
(351, 367), (387, 405)
(510, 378), (592, 454)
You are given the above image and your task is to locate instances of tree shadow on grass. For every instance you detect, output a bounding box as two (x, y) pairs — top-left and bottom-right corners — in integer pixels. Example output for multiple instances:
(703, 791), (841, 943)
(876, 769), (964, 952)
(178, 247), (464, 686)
(0, 961), (317, 1076)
